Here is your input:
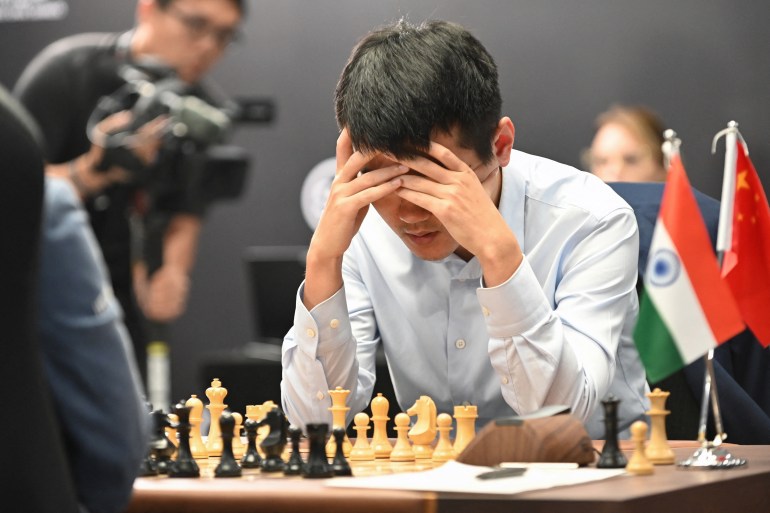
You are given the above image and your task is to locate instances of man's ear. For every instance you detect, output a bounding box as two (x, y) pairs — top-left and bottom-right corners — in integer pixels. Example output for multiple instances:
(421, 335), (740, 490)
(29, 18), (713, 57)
(492, 117), (515, 167)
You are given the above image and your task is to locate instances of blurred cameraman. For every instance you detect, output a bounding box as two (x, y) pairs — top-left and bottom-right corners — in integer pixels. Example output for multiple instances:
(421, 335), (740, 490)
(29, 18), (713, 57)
(13, 0), (246, 386)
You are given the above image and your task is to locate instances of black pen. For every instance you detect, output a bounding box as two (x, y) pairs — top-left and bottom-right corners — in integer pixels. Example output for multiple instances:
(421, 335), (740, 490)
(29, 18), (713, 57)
(476, 467), (527, 480)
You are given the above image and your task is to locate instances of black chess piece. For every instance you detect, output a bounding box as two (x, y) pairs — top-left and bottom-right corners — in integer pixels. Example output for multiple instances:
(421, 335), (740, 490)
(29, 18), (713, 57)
(302, 423), (334, 478)
(597, 394), (628, 468)
(168, 401), (200, 477)
(215, 410), (242, 477)
(258, 407), (288, 473)
(149, 409), (176, 474)
(241, 418), (262, 469)
(331, 427), (352, 476)
(284, 426), (304, 476)
(138, 402), (159, 476)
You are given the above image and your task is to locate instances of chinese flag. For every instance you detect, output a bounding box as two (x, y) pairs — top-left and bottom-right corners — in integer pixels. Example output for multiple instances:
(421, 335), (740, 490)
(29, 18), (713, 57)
(721, 141), (770, 346)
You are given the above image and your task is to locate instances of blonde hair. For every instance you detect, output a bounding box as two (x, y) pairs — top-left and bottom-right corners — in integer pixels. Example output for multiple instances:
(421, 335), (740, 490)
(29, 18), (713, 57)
(593, 105), (666, 168)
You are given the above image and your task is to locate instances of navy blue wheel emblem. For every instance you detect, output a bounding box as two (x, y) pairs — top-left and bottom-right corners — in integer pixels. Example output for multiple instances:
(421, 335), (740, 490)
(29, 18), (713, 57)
(648, 249), (681, 287)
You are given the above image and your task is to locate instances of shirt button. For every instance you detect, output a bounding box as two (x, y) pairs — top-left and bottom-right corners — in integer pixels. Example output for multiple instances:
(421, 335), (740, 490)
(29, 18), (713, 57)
(330, 319), (339, 329)
(482, 306), (490, 317)
(316, 391), (324, 400)
(501, 376), (509, 385)
(455, 339), (466, 349)
(306, 328), (316, 338)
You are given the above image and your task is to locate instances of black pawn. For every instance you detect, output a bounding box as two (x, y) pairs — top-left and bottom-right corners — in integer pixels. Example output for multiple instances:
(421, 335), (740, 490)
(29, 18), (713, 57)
(149, 409), (176, 474)
(168, 402), (200, 478)
(215, 410), (242, 477)
(597, 395), (627, 468)
(240, 418), (262, 469)
(284, 426), (304, 475)
(302, 423), (334, 478)
(331, 427), (352, 476)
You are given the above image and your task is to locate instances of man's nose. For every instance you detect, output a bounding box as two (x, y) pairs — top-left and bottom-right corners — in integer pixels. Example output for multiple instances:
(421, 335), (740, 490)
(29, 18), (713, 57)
(398, 199), (430, 224)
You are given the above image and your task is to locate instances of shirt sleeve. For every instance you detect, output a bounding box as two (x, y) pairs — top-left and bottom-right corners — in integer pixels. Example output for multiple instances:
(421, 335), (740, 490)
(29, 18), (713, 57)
(281, 273), (378, 429)
(38, 178), (150, 513)
(478, 206), (639, 421)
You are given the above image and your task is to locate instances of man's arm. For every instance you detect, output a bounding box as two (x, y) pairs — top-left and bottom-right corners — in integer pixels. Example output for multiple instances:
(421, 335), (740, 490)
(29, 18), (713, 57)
(38, 177), (149, 513)
(480, 206), (640, 421)
(282, 129), (405, 428)
(138, 213), (201, 322)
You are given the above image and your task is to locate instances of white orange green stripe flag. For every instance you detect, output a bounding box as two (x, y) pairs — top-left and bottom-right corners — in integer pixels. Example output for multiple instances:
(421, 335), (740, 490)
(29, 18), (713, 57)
(633, 154), (745, 383)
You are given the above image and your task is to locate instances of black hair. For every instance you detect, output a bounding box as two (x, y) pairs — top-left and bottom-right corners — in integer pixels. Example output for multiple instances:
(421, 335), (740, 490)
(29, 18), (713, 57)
(335, 19), (502, 162)
(156, 0), (246, 16)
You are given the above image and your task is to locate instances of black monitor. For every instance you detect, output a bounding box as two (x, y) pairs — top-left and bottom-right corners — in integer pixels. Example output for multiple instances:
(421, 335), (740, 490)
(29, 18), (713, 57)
(242, 245), (308, 344)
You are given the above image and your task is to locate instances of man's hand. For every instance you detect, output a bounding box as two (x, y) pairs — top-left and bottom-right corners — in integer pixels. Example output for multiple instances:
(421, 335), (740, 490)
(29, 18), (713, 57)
(302, 129), (408, 309)
(394, 142), (523, 286)
(137, 264), (190, 323)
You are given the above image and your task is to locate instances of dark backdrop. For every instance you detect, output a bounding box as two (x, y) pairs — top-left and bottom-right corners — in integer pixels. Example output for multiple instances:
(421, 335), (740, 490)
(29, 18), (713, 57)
(2, 0), (769, 404)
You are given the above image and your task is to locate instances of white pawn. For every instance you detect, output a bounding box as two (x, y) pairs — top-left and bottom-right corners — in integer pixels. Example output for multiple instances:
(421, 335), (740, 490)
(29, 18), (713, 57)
(432, 413), (456, 463)
(231, 412), (246, 459)
(185, 395), (208, 459)
(390, 413), (415, 462)
(350, 412), (375, 461)
(626, 420), (654, 475)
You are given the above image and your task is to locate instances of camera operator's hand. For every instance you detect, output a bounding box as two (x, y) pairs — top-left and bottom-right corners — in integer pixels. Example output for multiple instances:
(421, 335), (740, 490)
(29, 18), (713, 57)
(136, 263), (190, 323)
(47, 110), (168, 199)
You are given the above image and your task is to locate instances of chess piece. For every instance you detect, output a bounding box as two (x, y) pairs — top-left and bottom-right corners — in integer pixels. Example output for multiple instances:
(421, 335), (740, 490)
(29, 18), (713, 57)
(205, 378), (228, 457)
(390, 413), (415, 462)
(185, 395), (208, 459)
(214, 411), (242, 477)
(231, 412), (246, 459)
(326, 387), (352, 458)
(452, 404), (478, 455)
(138, 402), (159, 476)
(350, 412), (375, 461)
(407, 395), (437, 459)
(331, 427), (353, 476)
(432, 413), (456, 463)
(256, 400), (277, 455)
(302, 423), (334, 478)
(645, 388), (675, 465)
(165, 413), (178, 447)
(626, 420), (654, 475)
(149, 409), (176, 474)
(258, 407), (288, 472)
(597, 395), (627, 468)
(370, 393), (393, 459)
(240, 418), (262, 469)
(168, 402), (200, 478)
(284, 426), (304, 475)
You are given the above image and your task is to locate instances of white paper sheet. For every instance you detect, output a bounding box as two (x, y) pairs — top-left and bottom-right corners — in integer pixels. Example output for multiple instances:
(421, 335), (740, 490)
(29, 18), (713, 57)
(324, 460), (626, 495)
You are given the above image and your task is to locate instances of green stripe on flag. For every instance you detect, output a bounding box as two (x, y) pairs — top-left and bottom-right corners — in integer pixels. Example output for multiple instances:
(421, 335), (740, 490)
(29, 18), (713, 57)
(634, 291), (685, 383)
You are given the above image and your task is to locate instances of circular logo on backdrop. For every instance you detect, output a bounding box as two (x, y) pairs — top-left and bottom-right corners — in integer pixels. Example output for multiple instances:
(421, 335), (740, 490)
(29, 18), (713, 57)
(300, 157), (336, 230)
(648, 249), (681, 287)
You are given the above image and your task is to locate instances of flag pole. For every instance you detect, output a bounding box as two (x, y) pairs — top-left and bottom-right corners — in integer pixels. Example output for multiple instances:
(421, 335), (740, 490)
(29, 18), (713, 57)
(678, 122), (746, 469)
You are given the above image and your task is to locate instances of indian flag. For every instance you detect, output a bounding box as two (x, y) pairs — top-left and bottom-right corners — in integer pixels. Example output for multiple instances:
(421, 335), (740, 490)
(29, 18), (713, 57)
(633, 155), (745, 383)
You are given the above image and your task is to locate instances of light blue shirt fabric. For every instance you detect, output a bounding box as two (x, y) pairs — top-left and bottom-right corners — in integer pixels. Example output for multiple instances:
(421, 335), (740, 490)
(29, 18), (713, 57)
(282, 150), (649, 438)
(39, 177), (149, 513)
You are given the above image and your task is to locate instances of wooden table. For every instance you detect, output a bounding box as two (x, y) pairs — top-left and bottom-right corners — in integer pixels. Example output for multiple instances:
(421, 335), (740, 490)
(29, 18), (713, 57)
(126, 444), (770, 513)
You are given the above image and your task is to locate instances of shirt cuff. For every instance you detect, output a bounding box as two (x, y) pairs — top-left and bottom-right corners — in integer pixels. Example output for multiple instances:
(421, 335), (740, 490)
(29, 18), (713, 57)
(293, 282), (353, 359)
(476, 256), (552, 338)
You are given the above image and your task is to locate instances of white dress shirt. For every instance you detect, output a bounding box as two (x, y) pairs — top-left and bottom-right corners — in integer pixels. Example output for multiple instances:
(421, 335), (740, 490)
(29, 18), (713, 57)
(281, 149), (649, 438)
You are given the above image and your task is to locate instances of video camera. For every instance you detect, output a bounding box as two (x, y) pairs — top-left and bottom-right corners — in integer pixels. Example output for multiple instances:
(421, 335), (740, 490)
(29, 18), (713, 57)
(87, 60), (250, 203)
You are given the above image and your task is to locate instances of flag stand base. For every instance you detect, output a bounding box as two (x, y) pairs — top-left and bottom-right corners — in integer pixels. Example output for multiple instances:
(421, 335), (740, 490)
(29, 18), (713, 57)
(677, 441), (747, 470)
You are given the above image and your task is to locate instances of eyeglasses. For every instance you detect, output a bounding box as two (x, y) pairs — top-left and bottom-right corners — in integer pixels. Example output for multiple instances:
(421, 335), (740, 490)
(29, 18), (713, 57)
(165, 4), (241, 47)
